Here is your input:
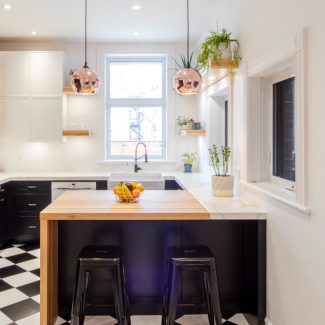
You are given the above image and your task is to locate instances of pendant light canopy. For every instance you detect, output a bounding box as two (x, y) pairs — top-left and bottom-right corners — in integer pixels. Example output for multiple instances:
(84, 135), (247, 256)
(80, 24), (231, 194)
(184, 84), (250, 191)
(173, 0), (202, 95)
(71, 0), (101, 95)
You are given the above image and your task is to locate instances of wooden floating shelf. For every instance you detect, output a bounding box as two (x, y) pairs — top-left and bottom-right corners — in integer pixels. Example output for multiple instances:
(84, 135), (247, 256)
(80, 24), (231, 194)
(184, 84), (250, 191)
(210, 59), (239, 69)
(179, 129), (206, 136)
(62, 130), (91, 136)
(63, 87), (75, 95)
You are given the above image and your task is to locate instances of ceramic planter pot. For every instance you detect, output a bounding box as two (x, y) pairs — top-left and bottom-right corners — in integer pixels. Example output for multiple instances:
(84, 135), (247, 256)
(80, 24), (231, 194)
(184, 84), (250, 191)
(211, 175), (234, 197)
(184, 164), (193, 173)
(211, 42), (232, 61)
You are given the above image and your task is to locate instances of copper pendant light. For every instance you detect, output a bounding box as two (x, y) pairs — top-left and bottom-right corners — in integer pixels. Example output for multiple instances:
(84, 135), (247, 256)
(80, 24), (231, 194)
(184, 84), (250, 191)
(173, 0), (202, 95)
(71, 0), (101, 95)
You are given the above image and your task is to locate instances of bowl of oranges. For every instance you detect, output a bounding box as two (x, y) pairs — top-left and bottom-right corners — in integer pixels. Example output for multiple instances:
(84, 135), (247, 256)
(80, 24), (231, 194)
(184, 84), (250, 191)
(113, 181), (145, 203)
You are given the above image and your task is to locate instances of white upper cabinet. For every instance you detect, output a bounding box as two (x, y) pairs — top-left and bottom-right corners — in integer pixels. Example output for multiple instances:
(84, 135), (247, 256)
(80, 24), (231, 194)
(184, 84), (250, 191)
(31, 52), (63, 96)
(0, 98), (30, 141)
(0, 51), (64, 142)
(30, 98), (63, 141)
(0, 52), (30, 97)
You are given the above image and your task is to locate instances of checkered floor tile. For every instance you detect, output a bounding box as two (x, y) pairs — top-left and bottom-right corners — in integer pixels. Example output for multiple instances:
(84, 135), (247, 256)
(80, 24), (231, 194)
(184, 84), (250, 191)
(0, 243), (249, 325)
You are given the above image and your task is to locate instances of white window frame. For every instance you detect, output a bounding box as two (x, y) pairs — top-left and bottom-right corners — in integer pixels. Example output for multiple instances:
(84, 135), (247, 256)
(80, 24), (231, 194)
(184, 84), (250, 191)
(242, 28), (309, 214)
(105, 55), (167, 160)
(96, 45), (177, 164)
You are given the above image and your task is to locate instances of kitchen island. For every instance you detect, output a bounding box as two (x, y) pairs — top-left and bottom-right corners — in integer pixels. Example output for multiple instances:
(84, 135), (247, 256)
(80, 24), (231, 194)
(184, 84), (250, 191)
(40, 188), (266, 325)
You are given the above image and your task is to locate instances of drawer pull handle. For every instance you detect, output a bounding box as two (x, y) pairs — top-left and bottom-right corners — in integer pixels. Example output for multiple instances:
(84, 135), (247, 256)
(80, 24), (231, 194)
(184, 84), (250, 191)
(27, 186), (38, 189)
(28, 226), (37, 229)
(28, 203), (38, 207)
(0, 198), (5, 202)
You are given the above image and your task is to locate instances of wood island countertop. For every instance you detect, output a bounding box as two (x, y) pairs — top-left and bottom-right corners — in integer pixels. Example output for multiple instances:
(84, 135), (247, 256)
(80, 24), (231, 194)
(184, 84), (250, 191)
(40, 190), (210, 220)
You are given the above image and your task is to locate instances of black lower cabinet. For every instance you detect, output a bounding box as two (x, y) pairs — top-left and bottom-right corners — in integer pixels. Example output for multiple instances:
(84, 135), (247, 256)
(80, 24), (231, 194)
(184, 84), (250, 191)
(11, 181), (51, 242)
(0, 182), (10, 246)
(58, 220), (266, 325)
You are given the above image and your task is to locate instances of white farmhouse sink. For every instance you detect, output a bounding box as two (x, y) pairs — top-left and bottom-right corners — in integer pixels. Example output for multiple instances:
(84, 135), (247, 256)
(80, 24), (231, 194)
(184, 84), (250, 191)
(108, 172), (165, 190)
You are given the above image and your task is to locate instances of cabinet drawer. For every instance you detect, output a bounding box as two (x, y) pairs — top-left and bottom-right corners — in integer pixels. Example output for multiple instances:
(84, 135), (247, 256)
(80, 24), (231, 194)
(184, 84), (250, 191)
(14, 195), (50, 212)
(16, 219), (40, 234)
(13, 181), (51, 194)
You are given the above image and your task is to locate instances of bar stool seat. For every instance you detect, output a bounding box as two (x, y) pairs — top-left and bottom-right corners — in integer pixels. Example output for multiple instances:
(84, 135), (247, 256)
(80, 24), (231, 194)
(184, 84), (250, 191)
(70, 246), (130, 325)
(162, 246), (223, 325)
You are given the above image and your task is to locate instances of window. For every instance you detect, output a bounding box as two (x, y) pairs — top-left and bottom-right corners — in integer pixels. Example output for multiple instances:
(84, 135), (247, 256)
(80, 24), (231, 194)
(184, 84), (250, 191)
(273, 77), (296, 183)
(105, 56), (167, 160)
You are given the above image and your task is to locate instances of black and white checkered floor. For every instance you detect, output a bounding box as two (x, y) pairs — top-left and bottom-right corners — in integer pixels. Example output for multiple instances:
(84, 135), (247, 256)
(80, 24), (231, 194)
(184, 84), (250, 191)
(0, 244), (249, 325)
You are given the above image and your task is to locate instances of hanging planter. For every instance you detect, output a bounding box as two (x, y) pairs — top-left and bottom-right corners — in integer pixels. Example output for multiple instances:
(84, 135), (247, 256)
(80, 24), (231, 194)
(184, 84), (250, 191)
(172, 0), (202, 95)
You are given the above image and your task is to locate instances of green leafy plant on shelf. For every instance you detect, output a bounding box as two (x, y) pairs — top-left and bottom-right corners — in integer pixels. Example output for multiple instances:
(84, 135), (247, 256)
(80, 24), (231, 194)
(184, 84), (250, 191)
(182, 152), (197, 173)
(197, 28), (240, 72)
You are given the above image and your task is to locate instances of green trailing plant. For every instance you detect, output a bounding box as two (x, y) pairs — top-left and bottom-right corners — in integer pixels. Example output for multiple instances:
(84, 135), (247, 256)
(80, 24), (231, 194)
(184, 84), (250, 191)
(182, 152), (196, 165)
(197, 28), (240, 71)
(209, 144), (231, 176)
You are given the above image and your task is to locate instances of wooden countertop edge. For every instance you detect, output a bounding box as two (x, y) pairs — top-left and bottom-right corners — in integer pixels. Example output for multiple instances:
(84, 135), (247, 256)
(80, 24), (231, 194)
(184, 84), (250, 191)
(40, 212), (211, 221)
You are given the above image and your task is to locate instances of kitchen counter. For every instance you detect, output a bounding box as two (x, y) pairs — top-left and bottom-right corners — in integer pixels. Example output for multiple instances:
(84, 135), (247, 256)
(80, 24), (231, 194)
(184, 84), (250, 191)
(0, 171), (266, 220)
(40, 190), (210, 220)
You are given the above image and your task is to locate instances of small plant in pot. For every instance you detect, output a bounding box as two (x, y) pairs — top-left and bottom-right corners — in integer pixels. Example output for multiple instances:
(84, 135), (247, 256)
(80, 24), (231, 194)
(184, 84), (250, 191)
(176, 116), (189, 129)
(182, 152), (196, 173)
(209, 145), (233, 196)
(198, 28), (240, 72)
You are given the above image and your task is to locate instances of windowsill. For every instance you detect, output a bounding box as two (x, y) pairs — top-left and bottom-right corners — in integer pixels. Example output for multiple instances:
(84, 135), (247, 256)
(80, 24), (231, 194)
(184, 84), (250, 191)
(241, 180), (311, 215)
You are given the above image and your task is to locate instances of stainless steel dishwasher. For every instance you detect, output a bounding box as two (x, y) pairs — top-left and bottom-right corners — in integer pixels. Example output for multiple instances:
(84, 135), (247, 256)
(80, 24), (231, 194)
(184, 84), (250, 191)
(51, 181), (97, 201)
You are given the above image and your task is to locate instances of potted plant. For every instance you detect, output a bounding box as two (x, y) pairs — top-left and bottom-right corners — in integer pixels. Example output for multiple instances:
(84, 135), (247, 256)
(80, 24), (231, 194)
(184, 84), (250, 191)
(182, 152), (196, 173)
(197, 28), (240, 71)
(176, 116), (189, 129)
(209, 144), (233, 196)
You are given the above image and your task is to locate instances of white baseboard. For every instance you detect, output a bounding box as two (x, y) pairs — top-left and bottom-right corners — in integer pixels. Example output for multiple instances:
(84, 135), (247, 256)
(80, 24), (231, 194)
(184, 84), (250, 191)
(265, 317), (273, 325)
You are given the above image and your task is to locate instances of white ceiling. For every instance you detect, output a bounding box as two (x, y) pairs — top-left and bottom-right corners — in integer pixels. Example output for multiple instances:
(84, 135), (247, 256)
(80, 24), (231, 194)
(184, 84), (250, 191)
(0, 0), (218, 42)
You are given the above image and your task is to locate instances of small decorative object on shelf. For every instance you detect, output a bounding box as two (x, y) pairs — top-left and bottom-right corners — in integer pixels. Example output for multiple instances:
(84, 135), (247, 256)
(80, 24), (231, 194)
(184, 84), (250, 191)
(112, 181), (144, 203)
(209, 144), (233, 197)
(198, 28), (241, 75)
(176, 115), (190, 129)
(182, 152), (196, 173)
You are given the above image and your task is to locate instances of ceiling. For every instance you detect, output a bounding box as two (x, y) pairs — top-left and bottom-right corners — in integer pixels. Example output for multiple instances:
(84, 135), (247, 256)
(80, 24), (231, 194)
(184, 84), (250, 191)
(0, 0), (218, 43)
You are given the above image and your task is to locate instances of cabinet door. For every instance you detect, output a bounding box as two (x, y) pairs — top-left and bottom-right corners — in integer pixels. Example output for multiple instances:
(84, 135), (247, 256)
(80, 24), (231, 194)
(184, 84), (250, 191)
(31, 52), (63, 96)
(0, 183), (9, 246)
(0, 98), (30, 141)
(0, 52), (30, 96)
(30, 98), (62, 141)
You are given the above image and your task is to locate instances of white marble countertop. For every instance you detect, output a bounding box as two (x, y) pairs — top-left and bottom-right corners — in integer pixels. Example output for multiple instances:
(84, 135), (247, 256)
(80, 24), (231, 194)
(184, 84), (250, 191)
(0, 171), (266, 220)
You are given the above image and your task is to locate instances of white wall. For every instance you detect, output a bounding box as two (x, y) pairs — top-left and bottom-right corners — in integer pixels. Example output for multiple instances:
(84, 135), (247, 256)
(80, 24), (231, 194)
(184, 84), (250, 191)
(0, 41), (199, 172)
(197, 0), (325, 324)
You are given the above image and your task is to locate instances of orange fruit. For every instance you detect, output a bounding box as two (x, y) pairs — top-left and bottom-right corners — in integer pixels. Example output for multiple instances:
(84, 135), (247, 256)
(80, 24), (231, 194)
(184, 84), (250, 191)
(136, 183), (144, 192)
(112, 186), (119, 195)
(131, 181), (137, 190)
(132, 189), (141, 198)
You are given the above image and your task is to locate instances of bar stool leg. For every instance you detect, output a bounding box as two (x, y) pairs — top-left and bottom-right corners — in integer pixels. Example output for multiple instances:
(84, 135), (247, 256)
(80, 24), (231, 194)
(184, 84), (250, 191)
(80, 271), (90, 325)
(71, 263), (86, 325)
(203, 271), (215, 325)
(112, 263), (127, 325)
(208, 261), (223, 325)
(167, 263), (181, 325)
(121, 263), (130, 325)
(162, 259), (171, 325)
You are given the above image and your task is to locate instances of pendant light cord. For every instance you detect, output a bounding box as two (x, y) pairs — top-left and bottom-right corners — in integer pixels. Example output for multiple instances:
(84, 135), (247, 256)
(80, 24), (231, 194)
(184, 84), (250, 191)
(187, 0), (190, 65)
(84, 0), (88, 68)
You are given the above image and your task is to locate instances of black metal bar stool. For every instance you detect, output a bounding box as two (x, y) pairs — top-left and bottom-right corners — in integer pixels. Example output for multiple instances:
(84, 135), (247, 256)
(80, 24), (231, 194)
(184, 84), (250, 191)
(70, 246), (130, 325)
(161, 246), (223, 325)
